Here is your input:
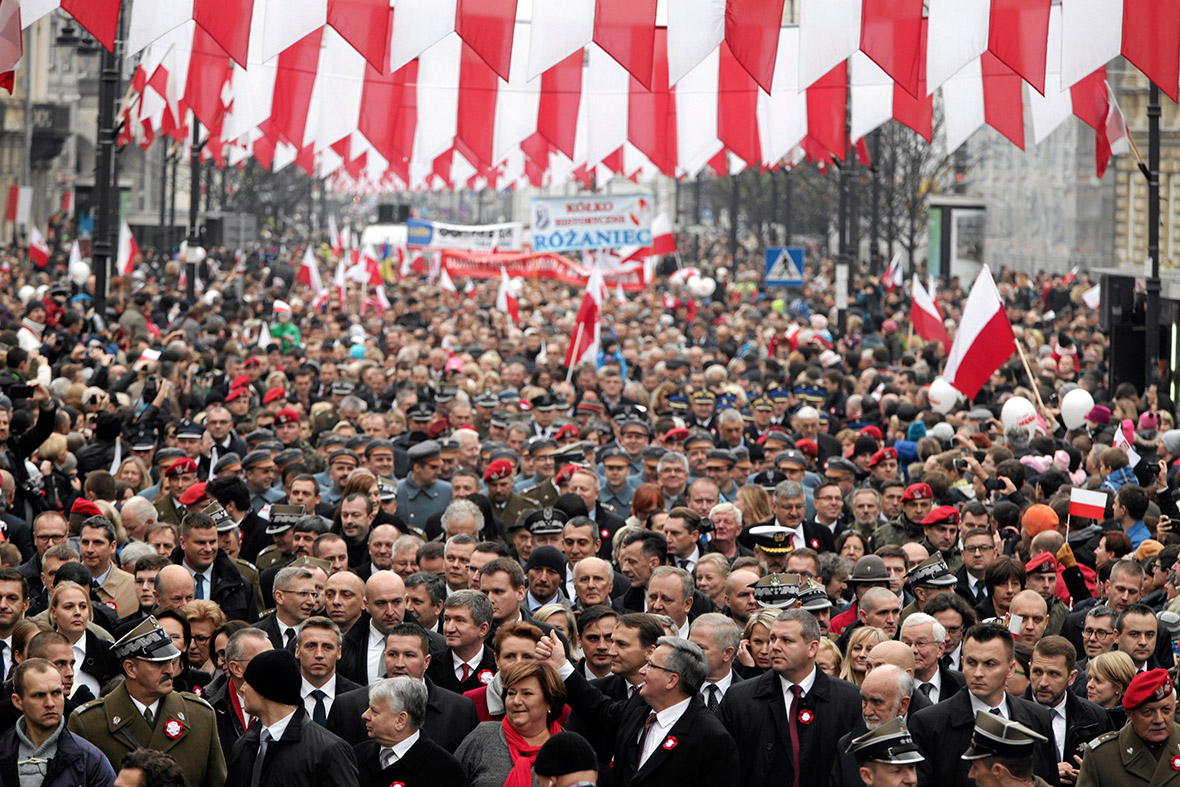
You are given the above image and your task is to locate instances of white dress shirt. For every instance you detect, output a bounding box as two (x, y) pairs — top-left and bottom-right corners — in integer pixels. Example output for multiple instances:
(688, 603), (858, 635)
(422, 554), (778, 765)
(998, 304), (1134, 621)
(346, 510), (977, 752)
(918, 668), (943, 704)
(638, 696), (691, 768)
(969, 692), (1009, 720)
(367, 622), (387, 684)
(779, 666), (817, 711)
(702, 670), (734, 705)
(302, 674), (339, 718)
(945, 642), (962, 671)
(676, 619), (689, 639)
(263, 708), (298, 743)
(454, 647), (486, 683)
(185, 562), (215, 600)
(130, 695), (161, 723)
(1049, 694), (1067, 761)
(0, 635), (11, 680)
(380, 730), (421, 769)
(71, 635), (101, 698)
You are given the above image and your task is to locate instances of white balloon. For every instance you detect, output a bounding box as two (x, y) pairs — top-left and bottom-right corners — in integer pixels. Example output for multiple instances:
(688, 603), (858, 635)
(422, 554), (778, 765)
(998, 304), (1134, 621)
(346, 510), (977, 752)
(1001, 396), (1038, 438)
(928, 378), (960, 414)
(17, 285), (34, 302)
(694, 276), (717, 297)
(69, 261), (91, 286)
(1060, 388), (1096, 430)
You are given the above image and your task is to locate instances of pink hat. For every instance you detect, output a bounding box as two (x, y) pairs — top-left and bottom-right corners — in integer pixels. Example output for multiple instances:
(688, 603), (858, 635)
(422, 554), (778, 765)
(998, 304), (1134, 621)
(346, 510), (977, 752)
(1139, 411), (1159, 431)
(1085, 405), (1111, 425)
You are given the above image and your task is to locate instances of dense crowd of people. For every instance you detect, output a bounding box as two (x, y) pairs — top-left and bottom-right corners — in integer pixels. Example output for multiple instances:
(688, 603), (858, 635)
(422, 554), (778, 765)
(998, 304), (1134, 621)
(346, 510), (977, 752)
(0, 229), (1170, 787)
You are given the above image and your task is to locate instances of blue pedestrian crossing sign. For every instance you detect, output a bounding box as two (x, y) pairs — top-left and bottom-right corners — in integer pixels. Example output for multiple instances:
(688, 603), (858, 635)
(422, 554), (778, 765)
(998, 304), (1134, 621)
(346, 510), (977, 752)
(765, 247), (805, 287)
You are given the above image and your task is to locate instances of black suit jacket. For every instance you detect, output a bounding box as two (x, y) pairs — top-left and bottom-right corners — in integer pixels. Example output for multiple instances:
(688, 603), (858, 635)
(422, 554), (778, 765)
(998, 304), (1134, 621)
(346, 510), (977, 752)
(955, 565), (987, 609)
(1060, 690), (1113, 763)
(354, 736), (467, 787)
(227, 707), (358, 787)
(801, 520), (837, 553)
(718, 667), (863, 787)
(565, 673), (638, 770)
(830, 694), (931, 787)
(562, 669), (739, 787)
(593, 504), (626, 560)
(908, 689), (1060, 787)
(252, 612), (296, 650)
(78, 629), (119, 689)
(338, 614), (446, 686)
(425, 646), (498, 695)
(208, 676), (247, 756)
(170, 547), (256, 623)
(327, 677), (479, 753)
(926, 663), (967, 703)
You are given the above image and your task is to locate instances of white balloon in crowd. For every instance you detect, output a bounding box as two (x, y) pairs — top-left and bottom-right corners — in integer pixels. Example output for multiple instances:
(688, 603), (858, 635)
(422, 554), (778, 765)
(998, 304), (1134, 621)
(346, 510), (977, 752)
(1060, 387), (1096, 430)
(928, 378), (960, 414)
(1001, 396), (1038, 439)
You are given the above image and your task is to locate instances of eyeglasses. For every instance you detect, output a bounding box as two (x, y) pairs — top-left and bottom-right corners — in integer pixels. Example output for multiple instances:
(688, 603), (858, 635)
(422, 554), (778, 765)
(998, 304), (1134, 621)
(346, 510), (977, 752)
(1083, 628), (1115, 639)
(285, 590), (321, 599)
(645, 661), (678, 675)
(191, 634), (211, 644)
(35, 533), (67, 543)
(963, 544), (994, 554)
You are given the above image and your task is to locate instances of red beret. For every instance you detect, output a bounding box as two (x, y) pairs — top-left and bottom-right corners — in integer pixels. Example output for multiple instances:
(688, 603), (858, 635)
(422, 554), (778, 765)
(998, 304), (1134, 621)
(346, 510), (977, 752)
(902, 482), (933, 502)
(663, 427), (690, 442)
(70, 498), (102, 517)
(483, 459), (515, 483)
(1123, 669), (1174, 711)
(868, 447), (898, 467)
(859, 425), (884, 441)
(178, 482), (208, 507)
(262, 388), (287, 404)
(231, 375), (251, 390)
(921, 505), (960, 526)
(794, 438), (819, 457)
(555, 424), (581, 440)
(225, 388), (250, 402)
(554, 463), (581, 485)
(757, 426), (789, 446)
(275, 408), (301, 425)
(1025, 552), (1060, 575)
(244, 358), (261, 368)
(164, 457), (199, 477)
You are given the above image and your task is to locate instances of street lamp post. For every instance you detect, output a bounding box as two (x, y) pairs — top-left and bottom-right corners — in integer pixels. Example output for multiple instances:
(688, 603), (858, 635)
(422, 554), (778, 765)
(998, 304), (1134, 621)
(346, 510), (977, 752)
(1145, 83), (1161, 386)
(90, 24), (122, 319)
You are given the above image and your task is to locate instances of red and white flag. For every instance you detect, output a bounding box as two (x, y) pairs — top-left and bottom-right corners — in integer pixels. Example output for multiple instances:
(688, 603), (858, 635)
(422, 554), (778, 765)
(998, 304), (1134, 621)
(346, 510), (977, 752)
(1114, 421), (1141, 467)
(1082, 284), (1101, 310)
(28, 225), (49, 267)
(297, 246), (329, 308)
(565, 266), (604, 368)
(1064, 266), (1079, 286)
(117, 219), (140, 275)
(328, 215), (340, 254)
(884, 253), (903, 293)
(942, 265), (1016, 400)
(440, 266), (458, 294)
(911, 274), (950, 348)
(374, 284), (390, 311)
(1069, 487), (1108, 520)
(616, 280), (626, 306)
(496, 267), (519, 325)
(333, 255), (346, 303)
(649, 213), (675, 256)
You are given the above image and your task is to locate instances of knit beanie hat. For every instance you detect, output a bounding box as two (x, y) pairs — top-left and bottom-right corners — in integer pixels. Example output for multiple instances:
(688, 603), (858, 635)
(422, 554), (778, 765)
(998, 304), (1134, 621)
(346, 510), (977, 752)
(243, 648), (302, 706)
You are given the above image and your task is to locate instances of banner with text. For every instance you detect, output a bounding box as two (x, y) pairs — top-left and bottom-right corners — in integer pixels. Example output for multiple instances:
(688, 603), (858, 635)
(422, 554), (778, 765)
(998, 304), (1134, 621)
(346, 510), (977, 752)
(529, 195), (653, 252)
(442, 250), (647, 291)
(405, 218), (523, 252)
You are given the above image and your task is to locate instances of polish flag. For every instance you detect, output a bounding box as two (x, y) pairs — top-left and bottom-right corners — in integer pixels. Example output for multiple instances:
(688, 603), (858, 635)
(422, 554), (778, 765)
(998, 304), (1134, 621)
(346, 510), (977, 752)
(28, 225), (49, 267)
(117, 219), (140, 275)
(1096, 82), (1130, 179)
(1069, 488), (1108, 520)
(911, 274), (950, 348)
(565, 267), (604, 368)
(1082, 284), (1101, 310)
(1113, 421), (1142, 467)
(1064, 266), (1079, 286)
(374, 285), (390, 311)
(884, 253), (903, 293)
(440, 266), (458, 294)
(496, 267), (519, 325)
(649, 213), (675, 256)
(333, 255), (346, 303)
(328, 215), (340, 254)
(298, 246), (328, 309)
(616, 280), (626, 306)
(942, 265), (1016, 400)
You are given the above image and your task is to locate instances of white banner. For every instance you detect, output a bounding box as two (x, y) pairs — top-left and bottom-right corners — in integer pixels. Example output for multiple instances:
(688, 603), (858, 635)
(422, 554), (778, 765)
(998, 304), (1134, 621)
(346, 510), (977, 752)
(530, 194), (654, 252)
(405, 218), (523, 252)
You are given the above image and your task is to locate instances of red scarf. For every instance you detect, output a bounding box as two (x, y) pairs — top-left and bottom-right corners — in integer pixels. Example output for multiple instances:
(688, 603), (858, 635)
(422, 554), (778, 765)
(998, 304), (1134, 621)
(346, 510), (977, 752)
(501, 717), (560, 787)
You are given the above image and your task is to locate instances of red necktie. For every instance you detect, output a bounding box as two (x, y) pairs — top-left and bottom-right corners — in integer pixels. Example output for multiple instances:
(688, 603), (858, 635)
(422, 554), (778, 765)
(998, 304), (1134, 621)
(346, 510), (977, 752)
(461, 664), (471, 683)
(788, 685), (803, 786)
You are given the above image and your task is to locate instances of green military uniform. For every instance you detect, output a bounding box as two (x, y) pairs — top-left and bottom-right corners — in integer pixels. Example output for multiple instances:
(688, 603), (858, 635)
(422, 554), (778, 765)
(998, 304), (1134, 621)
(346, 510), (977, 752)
(232, 557), (265, 615)
(154, 493), (183, 527)
(490, 492), (541, 531)
(522, 478), (559, 509)
(1046, 595), (1069, 637)
(1078, 723), (1180, 786)
(69, 617), (227, 787)
(255, 545), (292, 571)
(288, 437), (325, 473)
(873, 514), (924, 547)
(919, 539), (964, 574)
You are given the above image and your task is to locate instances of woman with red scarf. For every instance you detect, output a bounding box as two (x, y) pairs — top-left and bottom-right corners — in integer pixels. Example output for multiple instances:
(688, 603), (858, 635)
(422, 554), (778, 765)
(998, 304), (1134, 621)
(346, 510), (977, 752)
(455, 660), (566, 787)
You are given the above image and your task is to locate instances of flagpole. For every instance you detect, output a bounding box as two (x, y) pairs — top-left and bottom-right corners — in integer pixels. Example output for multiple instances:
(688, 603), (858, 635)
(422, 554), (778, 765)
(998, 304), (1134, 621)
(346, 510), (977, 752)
(1013, 338), (1046, 410)
(566, 321), (586, 384)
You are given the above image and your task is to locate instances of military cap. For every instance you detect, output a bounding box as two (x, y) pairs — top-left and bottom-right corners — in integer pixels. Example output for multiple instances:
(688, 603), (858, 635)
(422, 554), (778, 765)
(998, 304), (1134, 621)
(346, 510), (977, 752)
(273, 448), (303, 468)
(619, 419), (653, 437)
(902, 483), (933, 502)
(484, 459), (515, 482)
(576, 400), (605, 416)
(240, 450), (274, 471)
(531, 393), (560, 412)
(684, 429), (715, 448)
(961, 711), (1048, 760)
(920, 505), (960, 527)
(265, 504), (306, 535)
(752, 397), (774, 412)
(525, 507), (569, 535)
(287, 555), (331, 573)
(128, 428), (156, 451)
(154, 447), (185, 466)
(406, 403), (435, 422)
(366, 439), (395, 457)
(824, 456), (857, 474)
(768, 389), (790, 402)
(203, 502), (237, 532)
(732, 446), (751, 463)
(553, 445), (586, 466)
(330, 381), (355, 396)
(666, 395), (688, 411)
(435, 386), (459, 404)
(526, 438), (559, 456)
(489, 413), (510, 429)
(498, 389), (520, 402)
(776, 448), (807, 468)
(750, 525), (794, 555)
(750, 469), (788, 491)
(1024, 553), (1060, 575)
(847, 718), (924, 765)
(163, 457), (198, 477)
(225, 388), (251, 402)
(554, 423), (581, 441)
(474, 394), (500, 409)
(245, 428), (275, 444)
(705, 449), (736, 467)
(177, 483), (208, 507)
(760, 428), (792, 446)
(799, 578), (833, 612)
(377, 478), (397, 501)
(690, 390), (717, 405)
(112, 616), (182, 662)
(327, 448), (360, 467)
(600, 446), (632, 466)
(641, 445), (669, 460)
(263, 388), (288, 405)
(847, 555), (892, 584)
(1123, 668), (1175, 711)
(275, 408), (301, 425)
(905, 553), (958, 588)
(748, 572), (801, 609)
(213, 453), (242, 474)
(406, 440), (442, 463)
(175, 420), (203, 438)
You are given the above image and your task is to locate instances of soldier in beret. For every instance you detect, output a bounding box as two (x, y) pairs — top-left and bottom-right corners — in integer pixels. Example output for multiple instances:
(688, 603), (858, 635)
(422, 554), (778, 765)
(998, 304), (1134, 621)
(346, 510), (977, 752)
(483, 457), (541, 532)
(69, 616), (226, 787)
(155, 457), (200, 527)
(920, 505), (964, 574)
(875, 483), (935, 547)
(1077, 668), (1180, 786)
